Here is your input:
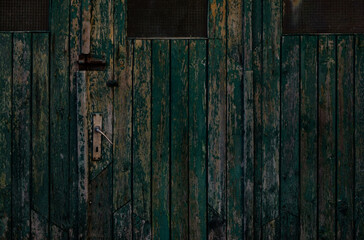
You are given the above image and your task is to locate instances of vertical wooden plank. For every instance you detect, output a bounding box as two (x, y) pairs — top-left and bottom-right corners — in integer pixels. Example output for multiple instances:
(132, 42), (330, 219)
(113, 41), (133, 239)
(31, 33), (50, 239)
(0, 33), (12, 240)
(300, 35), (318, 240)
(318, 35), (336, 240)
(113, 0), (132, 236)
(262, 0), (281, 237)
(355, 35), (364, 240)
(243, 0), (254, 237)
(151, 40), (170, 240)
(86, 0), (114, 238)
(226, 0), (243, 237)
(133, 40), (152, 240)
(280, 36), (300, 239)
(76, 71), (88, 239)
(171, 40), (189, 240)
(337, 36), (354, 240)
(88, 0), (114, 180)
(50, 0), (70, 236)
(252, 0), (263, 237)
(87, 167), (112, 239)
(113, 0), (131, 210)
(12, 33), (31, 240)
(189, 40), (207, 240)
(208, 0), (227, 237)
(69, 0), (82, 236)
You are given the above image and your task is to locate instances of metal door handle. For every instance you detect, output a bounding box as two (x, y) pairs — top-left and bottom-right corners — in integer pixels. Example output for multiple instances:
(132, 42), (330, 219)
(95, 126), (113, 145)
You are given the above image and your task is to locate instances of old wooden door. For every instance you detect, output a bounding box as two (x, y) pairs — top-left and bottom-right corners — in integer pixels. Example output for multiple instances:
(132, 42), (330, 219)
(76, 0), (245, 238)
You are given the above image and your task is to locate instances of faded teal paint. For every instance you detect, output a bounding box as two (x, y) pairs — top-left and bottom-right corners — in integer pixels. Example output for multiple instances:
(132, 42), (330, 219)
(0, 1), (364, 240)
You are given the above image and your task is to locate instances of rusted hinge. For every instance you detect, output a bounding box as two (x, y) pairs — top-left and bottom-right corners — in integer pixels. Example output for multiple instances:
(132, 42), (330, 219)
(78, 54), (106, 71)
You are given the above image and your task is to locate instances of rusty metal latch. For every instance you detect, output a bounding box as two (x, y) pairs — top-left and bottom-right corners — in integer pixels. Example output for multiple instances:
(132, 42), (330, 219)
(78, 54), (106, 71)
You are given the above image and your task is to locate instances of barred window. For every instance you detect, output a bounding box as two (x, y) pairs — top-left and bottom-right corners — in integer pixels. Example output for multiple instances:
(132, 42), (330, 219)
(0, 0), (49, 31)
(127, 0), (207, 38)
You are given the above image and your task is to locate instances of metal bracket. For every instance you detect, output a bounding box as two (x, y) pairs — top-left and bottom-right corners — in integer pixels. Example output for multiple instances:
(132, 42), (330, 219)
(78, 54), (106, 71)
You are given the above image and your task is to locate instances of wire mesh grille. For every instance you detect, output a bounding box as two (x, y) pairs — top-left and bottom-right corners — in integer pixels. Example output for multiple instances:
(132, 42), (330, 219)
(283, 0), (364, 34)
(0, 0), (49, 31)
(127, 0), (207, 38)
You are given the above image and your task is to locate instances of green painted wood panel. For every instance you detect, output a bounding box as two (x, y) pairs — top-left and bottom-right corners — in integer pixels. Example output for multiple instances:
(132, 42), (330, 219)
(113, 0), (132, 236)
(12, 33), (31, 240)
(88, 0), (114, 180)
(0, 33), (12, 240)
(355, 35), (364, 240)
(300, 35), (318, 240)
(188, 40), (207, 240)
(318, 35), (336, 240)
(252, 0), (263, 237)
(226, 0), (243, 238)
(86, 0), (114, 238)
(337, 36), (355, 240)
(280, 36), (300, 239)
(133, 40), (152, 239)
(208, 0), (227, 237)
(69, 0), (82, 236)
(243, 0), (254, 238)
(76, 71), (88, 240)
(50, 0), (70, 237)
(171, 40), (189, 240)
(1, 1), (364, 239)
(151, 40), (170, 240)
(31, 33), (50, 239)
(262, 0), (281, 237)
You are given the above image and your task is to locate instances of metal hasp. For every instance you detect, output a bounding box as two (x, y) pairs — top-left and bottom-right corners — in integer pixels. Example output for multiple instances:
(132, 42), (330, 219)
(78, 54), (106, 71)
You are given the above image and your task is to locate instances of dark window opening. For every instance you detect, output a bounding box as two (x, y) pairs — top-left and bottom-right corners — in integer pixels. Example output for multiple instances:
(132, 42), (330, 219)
(0, 0), (49, 31)
(283, 0), (364, 34)
(127, 0), (207, 38)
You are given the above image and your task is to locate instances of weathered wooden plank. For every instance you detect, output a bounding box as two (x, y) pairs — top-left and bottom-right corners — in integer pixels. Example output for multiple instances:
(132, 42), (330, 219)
(280, 36), (300, 239)
(262, 0), (281, 237)
(318, 35), (336, 240)
(76, 71), (88, 239)
(69, 0), (82, 236)
(31, 210), (49, 239)
(87, 166), (112, 239)
(226, 0), (243, 237)
(133, 40), (152, 240)
(12, 33), (31, 240)
(208, 0), (226, 238)
(0, 33), (12, 240)
(113, 0), (132, 236)
(114, 202), (132, 239)
(31, 33), (50, 237)
(50, 0), (70, 236)
(86, 0), (114, 238)
(113, 6), (133, 235)
(208, 38), (227, 239)
(337, 35), (355, 240)
(300, 35), (318, 240)
(355, 35), (364, 240)
(243, 0), (254, 238)
(189, 40), (207, 240)
(252, 0), (263, 237)
(151, 40), (170, 240)
(88, 0), (114, 180)
(171, 40), (189, 240)
(113, 0), (132, 212)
